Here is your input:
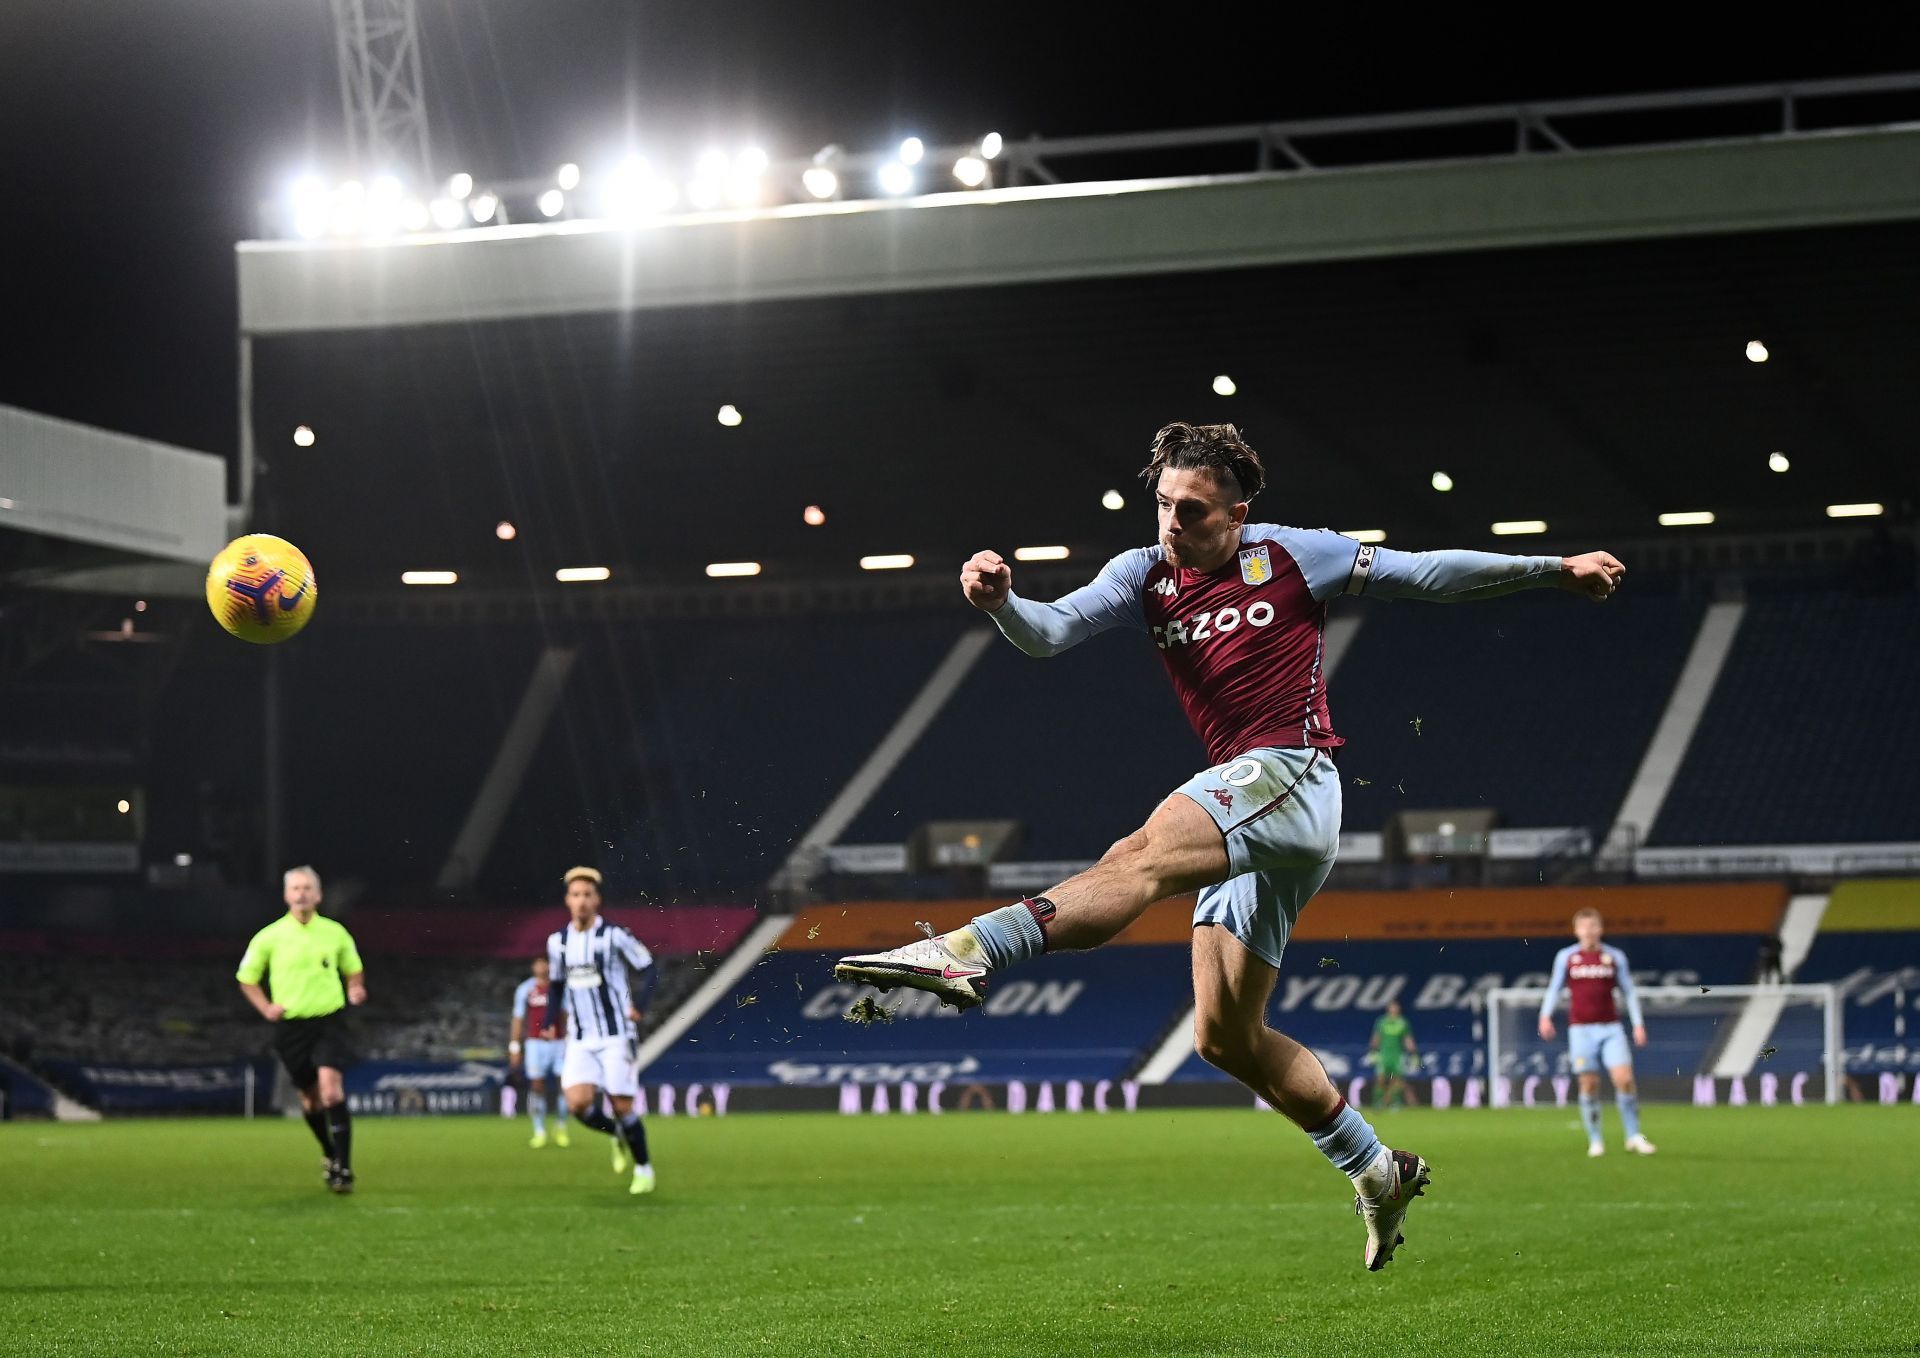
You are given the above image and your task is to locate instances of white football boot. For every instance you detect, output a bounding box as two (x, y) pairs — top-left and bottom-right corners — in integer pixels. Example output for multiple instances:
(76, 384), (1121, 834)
(833, 930), (989, 1011)
(1355, 1148), (1432, 1271)
(1588, 1141), (1607, 1158)
(1624, 1134), (1657, 1155)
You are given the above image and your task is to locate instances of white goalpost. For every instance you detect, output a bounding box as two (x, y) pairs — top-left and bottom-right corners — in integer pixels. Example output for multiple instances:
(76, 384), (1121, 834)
(1486, 984), (1843, 1105)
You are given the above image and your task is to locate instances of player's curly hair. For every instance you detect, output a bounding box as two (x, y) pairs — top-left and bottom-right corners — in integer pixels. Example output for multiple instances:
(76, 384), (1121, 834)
(1138, 422), (1265, 502)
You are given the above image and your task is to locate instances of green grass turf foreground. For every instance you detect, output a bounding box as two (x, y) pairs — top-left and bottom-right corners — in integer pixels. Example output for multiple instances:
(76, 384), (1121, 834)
(2, 1107), (1914, 1357)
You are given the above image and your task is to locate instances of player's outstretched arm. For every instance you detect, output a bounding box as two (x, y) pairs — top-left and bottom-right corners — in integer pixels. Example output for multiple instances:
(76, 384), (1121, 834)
(965, 548), (1152, 658)
(1356, 543), (1624, 604)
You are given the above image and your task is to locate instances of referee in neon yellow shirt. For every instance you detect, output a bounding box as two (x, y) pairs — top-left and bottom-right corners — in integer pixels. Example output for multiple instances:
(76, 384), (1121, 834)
(236, 865), (368, 1193)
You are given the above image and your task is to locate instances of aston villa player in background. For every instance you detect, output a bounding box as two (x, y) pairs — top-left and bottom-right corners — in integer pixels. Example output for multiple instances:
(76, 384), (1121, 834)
(1539, 908), (1656, 1157)
(838, 421), (1627, 1270)
(509, 956), (570, 1149)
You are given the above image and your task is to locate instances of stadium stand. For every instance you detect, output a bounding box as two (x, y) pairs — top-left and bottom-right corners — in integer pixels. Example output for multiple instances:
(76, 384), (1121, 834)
(0, 905), (750, 1096)
(640, 903), (1195, 1088)
(1794, 879), (1920, 1078)
(1334, 589), (1705, 840)
(839, 620), (1198, 860)
(1652, 587), (1920, 846)
(1140, 884), (1788, 1086)
(480, 610), (965, 898)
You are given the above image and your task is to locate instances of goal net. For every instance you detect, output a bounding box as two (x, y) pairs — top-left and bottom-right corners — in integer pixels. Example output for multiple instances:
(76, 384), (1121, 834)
(1486, 984), (1842, 1105)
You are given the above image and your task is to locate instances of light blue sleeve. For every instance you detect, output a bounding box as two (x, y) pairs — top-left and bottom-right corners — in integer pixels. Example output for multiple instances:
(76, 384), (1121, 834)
(1609, 946), (1645, 1028)
(511, 977), (533, 1019)
(1539, 947), (1572, 1020)
(990, 548), (1155, 658)
(1351, 543), (1564, 603)
(1256, 525), (1366, 602)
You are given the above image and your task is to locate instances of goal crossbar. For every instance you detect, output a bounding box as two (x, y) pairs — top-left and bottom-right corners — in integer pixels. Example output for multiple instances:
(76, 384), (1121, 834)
(1486, 984), (1842, 1105)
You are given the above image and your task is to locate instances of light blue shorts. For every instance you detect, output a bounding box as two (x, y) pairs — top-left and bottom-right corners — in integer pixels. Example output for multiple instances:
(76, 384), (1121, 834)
(1568, 1022), (1631, 1075)
(1178, 746), (1341, 971)
(524, 1037), (566, 1080)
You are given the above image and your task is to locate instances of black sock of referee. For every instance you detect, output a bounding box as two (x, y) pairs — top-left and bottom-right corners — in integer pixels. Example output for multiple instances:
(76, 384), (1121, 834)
(573, 1106), (618, 1136)
(618, 1111), (650, 1168)
(304, 1109), (334, 1158)
(324, 1101), (352, 1171)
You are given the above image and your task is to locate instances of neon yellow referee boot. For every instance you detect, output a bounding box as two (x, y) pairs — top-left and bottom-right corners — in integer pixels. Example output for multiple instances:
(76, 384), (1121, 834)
(629, 1164), (656, 1196)
(552, 1124), (571, 1149)
(611, 1134), (633, 1175)
(529, 1129), (548, 1149)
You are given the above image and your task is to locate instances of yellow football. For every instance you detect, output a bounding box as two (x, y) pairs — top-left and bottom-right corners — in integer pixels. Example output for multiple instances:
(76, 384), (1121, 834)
(205, 534), (318, 644)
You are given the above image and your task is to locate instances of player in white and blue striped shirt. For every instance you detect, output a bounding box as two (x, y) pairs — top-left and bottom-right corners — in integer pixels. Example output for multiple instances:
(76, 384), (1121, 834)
(546, 867), (658, 1195)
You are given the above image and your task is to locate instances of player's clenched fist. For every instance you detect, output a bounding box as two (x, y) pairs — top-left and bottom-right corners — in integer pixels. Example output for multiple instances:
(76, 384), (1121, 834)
(960, 550), (1012, 613)
(1558, 550), (1626, 601)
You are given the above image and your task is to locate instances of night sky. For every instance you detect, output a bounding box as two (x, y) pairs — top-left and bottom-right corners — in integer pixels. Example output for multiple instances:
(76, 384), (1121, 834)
(5, 2), (1918, 464)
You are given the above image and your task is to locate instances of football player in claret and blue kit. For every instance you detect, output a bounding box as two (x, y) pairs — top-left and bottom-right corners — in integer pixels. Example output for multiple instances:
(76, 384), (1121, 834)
(837, 421), (1627, 1269)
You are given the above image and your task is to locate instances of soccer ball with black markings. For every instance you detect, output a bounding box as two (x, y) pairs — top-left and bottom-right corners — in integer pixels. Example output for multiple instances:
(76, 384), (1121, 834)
(205, 534), (318, 644)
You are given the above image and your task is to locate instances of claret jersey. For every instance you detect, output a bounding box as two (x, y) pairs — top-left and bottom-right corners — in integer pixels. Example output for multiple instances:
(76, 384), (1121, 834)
(989, 525), (1562, 765)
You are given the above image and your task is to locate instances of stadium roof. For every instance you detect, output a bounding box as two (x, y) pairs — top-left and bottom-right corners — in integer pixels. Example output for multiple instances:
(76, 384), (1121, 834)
(251, 218), (1918, 594)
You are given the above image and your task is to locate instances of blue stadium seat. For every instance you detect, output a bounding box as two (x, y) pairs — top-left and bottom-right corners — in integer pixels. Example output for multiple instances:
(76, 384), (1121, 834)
(483, 611), (964, 898)
(1652, 590), (1920, 845)
(840, 620), (1204, 859)
(1334, 589), (1704, 838)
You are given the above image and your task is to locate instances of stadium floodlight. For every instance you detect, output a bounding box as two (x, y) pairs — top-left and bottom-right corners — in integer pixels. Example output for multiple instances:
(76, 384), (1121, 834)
(401, 570), (459, 585)
(860, 554), (915, 571)
(1341, 529), (1387, 543)
(134, 600), (148, 613)
(399, 199), (430, 231)
(737, 147), (769, 174)
(803, 504), (827, 526)
(1746, 339), (1769, 363)
(495, 520), (517, 541)
(116, 799), (131, 814)
(290, 174), (329, 238)
(1014, 545), (1070, 561)
(953, 155), (988, 187)
(1212, 374), (1237, 396)
(898, 136), (925, 166)
(1102, 489), (1126, 510)
(292, 425), (316, 448)
(469, 192), (499, 224)
(537, 189), (565, 218)
(447, 172), (474, 200)
(370, 174), (403, 202)
(705, 561), (762, 578)
(1658, 510), (1716, 527)
(716, 404), (744, 427)
(802, 166), (839, 199)
(604, 156), (677, 220)
(556, 566), (612, 582)
(1769, 451), (1791, 473)
(689, 149), (729, 207)
(330, 180), (366, 236)
(173, 852), (192, 867)
(1491, 519), (1548, 535)
(980, 131), (1004, 159)
(1826, 502), (1884, 518)
(428, 196), (465, 230)
(878, 162), (915, 195)
(1431, 470), (1455, 492)
(557, 162), (582, 191)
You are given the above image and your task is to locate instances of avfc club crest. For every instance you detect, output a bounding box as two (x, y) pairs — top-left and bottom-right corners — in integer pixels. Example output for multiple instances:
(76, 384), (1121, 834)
(1238, 544), (1273, 586)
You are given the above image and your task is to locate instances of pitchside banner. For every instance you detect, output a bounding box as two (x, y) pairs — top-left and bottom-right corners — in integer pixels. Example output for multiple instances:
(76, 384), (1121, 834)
(42, 1059), (273, 1113)
(344, 1061), (509, 1116)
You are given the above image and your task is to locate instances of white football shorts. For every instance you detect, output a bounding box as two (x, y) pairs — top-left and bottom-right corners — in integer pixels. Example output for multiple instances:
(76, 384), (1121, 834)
(560, 1035), (639, 1097)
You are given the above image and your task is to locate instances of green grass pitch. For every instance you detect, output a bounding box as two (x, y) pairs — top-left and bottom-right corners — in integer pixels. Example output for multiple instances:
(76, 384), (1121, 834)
(2, 1106), (1914, 1356)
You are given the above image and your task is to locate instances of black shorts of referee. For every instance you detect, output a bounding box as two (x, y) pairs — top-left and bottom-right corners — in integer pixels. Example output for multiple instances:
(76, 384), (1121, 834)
(272, 1009), (357, 1089)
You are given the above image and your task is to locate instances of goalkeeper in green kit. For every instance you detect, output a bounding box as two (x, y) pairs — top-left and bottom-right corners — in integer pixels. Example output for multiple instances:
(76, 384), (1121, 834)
(1369, 1000), (1419, 1109)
